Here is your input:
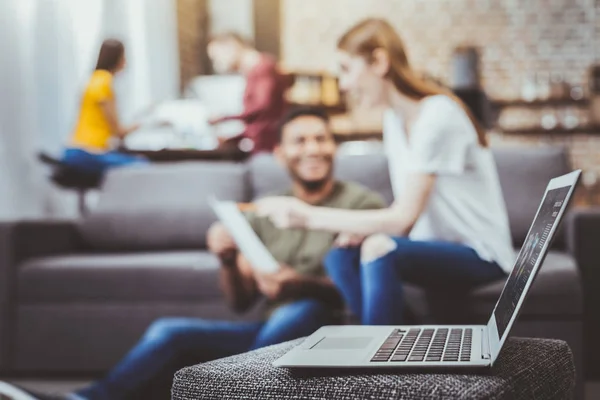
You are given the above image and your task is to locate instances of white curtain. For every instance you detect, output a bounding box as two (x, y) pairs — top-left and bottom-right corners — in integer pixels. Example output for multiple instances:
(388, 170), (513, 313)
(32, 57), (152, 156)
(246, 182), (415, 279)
(0, 0), (179, 220)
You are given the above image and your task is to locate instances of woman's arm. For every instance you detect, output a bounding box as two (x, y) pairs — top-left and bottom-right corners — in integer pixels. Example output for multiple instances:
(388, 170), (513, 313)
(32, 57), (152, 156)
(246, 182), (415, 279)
(258, 173), (435, 236)
(99, 98), (140, 139)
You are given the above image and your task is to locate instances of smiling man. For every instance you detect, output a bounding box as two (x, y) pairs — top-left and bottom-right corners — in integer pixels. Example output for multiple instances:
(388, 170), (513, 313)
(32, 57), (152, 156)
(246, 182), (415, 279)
(9, 107), (384, 400)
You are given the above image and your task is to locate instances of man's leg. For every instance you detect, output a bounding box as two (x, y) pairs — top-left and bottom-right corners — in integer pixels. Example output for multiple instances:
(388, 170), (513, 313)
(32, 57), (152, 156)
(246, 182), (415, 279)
(360, 236), (506, 325)
(250, 299), (337, 350)
(76, 317), (263, 400)
(323, 246), (362, 319)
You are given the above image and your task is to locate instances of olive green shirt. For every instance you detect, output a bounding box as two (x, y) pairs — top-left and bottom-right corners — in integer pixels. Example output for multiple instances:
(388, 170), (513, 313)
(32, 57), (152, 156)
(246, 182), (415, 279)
(246, 181), (386, 314)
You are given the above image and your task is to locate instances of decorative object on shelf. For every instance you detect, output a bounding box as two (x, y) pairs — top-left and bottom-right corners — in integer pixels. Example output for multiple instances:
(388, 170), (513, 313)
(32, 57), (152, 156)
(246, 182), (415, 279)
(450, 46), (480, 89)
(321, 75), (340, 106)
(550, 72), (569, 100)
(590, 65), (600, 125)
(540, 108), (558, 130)
(536, 71), (551, 101)
(520, 72), (537, 102)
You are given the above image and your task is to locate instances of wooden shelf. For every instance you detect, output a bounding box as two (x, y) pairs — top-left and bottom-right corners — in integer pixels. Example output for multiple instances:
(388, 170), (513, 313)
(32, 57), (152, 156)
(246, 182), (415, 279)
(500, 125), (600, 135)
(491, 97), (589, 109)
(333, 131), (382, 142)
(289, 101), (347, 115)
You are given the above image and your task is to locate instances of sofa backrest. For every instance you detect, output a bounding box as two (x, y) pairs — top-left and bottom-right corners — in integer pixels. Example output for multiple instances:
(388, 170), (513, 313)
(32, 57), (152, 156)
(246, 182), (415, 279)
(79, 162), (249, 251)
(80, 146), (570, 252)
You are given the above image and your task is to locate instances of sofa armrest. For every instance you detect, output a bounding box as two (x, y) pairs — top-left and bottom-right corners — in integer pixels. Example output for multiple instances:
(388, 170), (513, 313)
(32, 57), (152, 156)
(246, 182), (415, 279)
(0, 220), (82, 369)
(567, 207), (600, 375)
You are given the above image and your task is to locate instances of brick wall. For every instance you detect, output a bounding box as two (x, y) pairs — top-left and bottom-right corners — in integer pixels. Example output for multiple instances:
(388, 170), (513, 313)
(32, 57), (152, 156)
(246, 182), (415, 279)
(281, 0), (598, 99)
(280, 0), (600, 204)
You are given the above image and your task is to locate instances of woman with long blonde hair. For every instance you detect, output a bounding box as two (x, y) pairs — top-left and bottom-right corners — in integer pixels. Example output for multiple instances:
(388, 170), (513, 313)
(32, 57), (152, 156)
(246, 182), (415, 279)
(256, 19), (513, 325)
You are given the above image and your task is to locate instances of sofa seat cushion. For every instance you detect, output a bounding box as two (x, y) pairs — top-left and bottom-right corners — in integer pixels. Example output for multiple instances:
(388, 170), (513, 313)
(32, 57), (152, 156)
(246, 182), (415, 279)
(18, 251), (223, 303)
(403, 251), (581, 322)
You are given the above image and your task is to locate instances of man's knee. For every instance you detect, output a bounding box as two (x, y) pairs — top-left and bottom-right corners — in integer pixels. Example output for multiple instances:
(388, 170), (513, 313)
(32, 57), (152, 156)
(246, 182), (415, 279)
(144, 318), (187, 344)
(361, 234), (396, 263)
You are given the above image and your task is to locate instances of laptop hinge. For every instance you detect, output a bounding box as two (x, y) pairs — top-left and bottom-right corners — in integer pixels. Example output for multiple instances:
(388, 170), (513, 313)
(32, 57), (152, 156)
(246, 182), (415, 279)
(481, 328), (491, 359)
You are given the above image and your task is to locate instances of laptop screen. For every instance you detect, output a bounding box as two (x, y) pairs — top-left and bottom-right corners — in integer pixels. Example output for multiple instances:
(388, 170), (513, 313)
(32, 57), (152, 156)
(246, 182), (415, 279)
(493, 185), (572, 338)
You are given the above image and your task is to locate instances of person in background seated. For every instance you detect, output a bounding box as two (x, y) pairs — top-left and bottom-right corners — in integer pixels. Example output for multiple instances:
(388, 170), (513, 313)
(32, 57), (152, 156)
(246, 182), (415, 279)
(207, 32), (288, 154)
(62, 39), (147, 174)
(256, 19), (513, 326)
(12, 107), (383, 400)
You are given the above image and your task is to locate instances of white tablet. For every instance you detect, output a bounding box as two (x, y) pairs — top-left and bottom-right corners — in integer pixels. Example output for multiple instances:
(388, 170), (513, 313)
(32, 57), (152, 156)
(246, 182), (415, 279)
(208, 196), (280, 274)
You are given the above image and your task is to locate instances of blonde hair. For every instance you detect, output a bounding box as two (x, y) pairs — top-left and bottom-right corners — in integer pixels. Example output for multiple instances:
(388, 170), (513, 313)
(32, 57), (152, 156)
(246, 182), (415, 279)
(338, 18), (487, 147)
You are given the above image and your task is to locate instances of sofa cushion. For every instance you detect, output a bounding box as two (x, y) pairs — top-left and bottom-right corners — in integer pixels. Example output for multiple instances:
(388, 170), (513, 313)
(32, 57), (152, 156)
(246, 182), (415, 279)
(402, 250), (581, 322)
(18, 251), (225, 303)
(78, 162), (250, 251)
(249, 153), (394, 204)
(492, 146), (570, 247)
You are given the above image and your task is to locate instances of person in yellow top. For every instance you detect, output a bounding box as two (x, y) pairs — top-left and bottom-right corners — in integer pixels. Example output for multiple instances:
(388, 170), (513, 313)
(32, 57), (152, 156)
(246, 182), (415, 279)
(62, 39), (147, 173)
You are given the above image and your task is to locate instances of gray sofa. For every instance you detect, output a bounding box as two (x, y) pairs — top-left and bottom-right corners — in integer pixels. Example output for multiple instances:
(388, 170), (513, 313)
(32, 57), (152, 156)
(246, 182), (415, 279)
(0, 147), (590, 395)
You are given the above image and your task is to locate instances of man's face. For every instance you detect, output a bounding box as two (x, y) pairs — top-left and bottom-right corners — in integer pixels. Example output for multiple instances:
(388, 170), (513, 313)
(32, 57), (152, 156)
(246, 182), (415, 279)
(208, 40), (242, 74)
(276, 115), (337, 192)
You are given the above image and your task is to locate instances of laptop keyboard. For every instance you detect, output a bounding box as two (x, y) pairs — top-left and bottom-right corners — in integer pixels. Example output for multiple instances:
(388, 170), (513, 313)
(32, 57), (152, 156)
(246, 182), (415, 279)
(370, 328), (473, 363)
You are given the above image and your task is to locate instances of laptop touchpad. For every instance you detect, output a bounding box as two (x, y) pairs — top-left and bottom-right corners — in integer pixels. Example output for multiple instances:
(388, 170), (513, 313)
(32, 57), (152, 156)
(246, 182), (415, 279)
(311, 337), (372, 350)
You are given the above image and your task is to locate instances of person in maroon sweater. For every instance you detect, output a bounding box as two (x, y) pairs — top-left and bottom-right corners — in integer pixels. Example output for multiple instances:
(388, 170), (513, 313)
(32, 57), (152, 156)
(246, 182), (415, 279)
(208, 32), (288, 154)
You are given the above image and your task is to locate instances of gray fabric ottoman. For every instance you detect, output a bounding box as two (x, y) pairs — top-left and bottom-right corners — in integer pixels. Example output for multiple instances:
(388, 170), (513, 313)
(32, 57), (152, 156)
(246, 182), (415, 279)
(172, 337), (575, 400)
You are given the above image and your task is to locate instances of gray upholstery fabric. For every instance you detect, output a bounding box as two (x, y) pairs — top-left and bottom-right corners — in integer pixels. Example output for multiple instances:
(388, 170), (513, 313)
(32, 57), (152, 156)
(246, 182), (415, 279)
(472, 251), (581, 317)
(248, 153), (394, 204)
(172, 337), (575, 400)
(14, 302), (265, 372)
(78, 162), (249, 251)
(492, 146), (570, 246)
(401, 251), (581, 323)
(18, 251), (223, 302)
(569, 207), (600, 378)
(0, 221), (81, 370)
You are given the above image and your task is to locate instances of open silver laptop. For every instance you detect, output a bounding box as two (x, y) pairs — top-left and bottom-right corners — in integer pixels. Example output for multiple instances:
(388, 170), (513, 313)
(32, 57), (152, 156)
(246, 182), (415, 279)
(274, 170), (581, 369)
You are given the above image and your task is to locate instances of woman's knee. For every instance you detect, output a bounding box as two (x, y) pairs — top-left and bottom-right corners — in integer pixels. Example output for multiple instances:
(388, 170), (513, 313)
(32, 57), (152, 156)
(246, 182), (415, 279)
(361, 234), (397, 263)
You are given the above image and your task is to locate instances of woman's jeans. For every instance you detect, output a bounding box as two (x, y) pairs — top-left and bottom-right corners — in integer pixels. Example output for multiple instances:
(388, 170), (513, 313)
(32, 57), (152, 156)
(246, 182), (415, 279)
(324, 237), (506, 325)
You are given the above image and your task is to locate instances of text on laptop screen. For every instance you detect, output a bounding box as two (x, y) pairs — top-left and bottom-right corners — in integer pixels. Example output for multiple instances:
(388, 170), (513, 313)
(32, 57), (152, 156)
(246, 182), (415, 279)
(493, 186), (571, 338)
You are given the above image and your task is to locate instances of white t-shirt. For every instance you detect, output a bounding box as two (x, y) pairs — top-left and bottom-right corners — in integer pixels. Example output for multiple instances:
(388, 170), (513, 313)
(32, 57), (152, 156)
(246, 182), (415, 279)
(383, 95), (515, 273)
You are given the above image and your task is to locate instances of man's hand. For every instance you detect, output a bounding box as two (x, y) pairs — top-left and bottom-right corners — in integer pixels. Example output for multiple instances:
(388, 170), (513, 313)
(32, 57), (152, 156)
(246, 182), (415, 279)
(254, 265), (302, 301)
(208, 115), (224, 126)
(207, 222), (236, 261)
(335, 233), (366, 248)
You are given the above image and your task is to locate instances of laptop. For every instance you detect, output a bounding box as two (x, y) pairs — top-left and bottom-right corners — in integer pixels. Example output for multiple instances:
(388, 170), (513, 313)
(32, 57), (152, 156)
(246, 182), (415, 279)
(273, 170), (581, 369)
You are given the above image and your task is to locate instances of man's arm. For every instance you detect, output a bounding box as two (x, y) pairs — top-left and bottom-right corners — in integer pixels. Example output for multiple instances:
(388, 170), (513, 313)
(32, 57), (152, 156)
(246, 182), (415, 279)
(218, 253), (259, 313)
(211, 72), (278, 125)
(255, 266), (343, 308)
(207, 222), (259, 313)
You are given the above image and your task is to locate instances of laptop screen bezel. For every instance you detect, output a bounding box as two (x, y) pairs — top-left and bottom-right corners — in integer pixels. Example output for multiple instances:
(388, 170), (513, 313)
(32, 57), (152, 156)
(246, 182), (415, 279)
(487, 170), (580, 365)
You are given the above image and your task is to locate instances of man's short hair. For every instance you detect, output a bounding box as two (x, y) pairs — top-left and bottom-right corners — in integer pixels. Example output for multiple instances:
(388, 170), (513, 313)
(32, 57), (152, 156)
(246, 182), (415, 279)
(209, 32), (253, 47)
(278, 106), (331, 143)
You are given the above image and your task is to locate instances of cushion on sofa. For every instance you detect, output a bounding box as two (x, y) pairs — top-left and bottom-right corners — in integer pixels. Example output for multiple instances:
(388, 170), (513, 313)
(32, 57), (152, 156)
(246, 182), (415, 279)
(78, 162), (250, 251)
(400, 251), (581, 323)
(492, 146), (570, 247)
(249, 153), (394, 204)
(18, 251), (224, 302)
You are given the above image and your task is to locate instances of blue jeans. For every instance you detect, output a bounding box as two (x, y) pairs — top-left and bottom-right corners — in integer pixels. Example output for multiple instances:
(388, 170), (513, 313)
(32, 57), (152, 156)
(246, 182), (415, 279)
(61, 148), (148, 175)
(77, 299), (336, 400)
(324, 237), (506, 325)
